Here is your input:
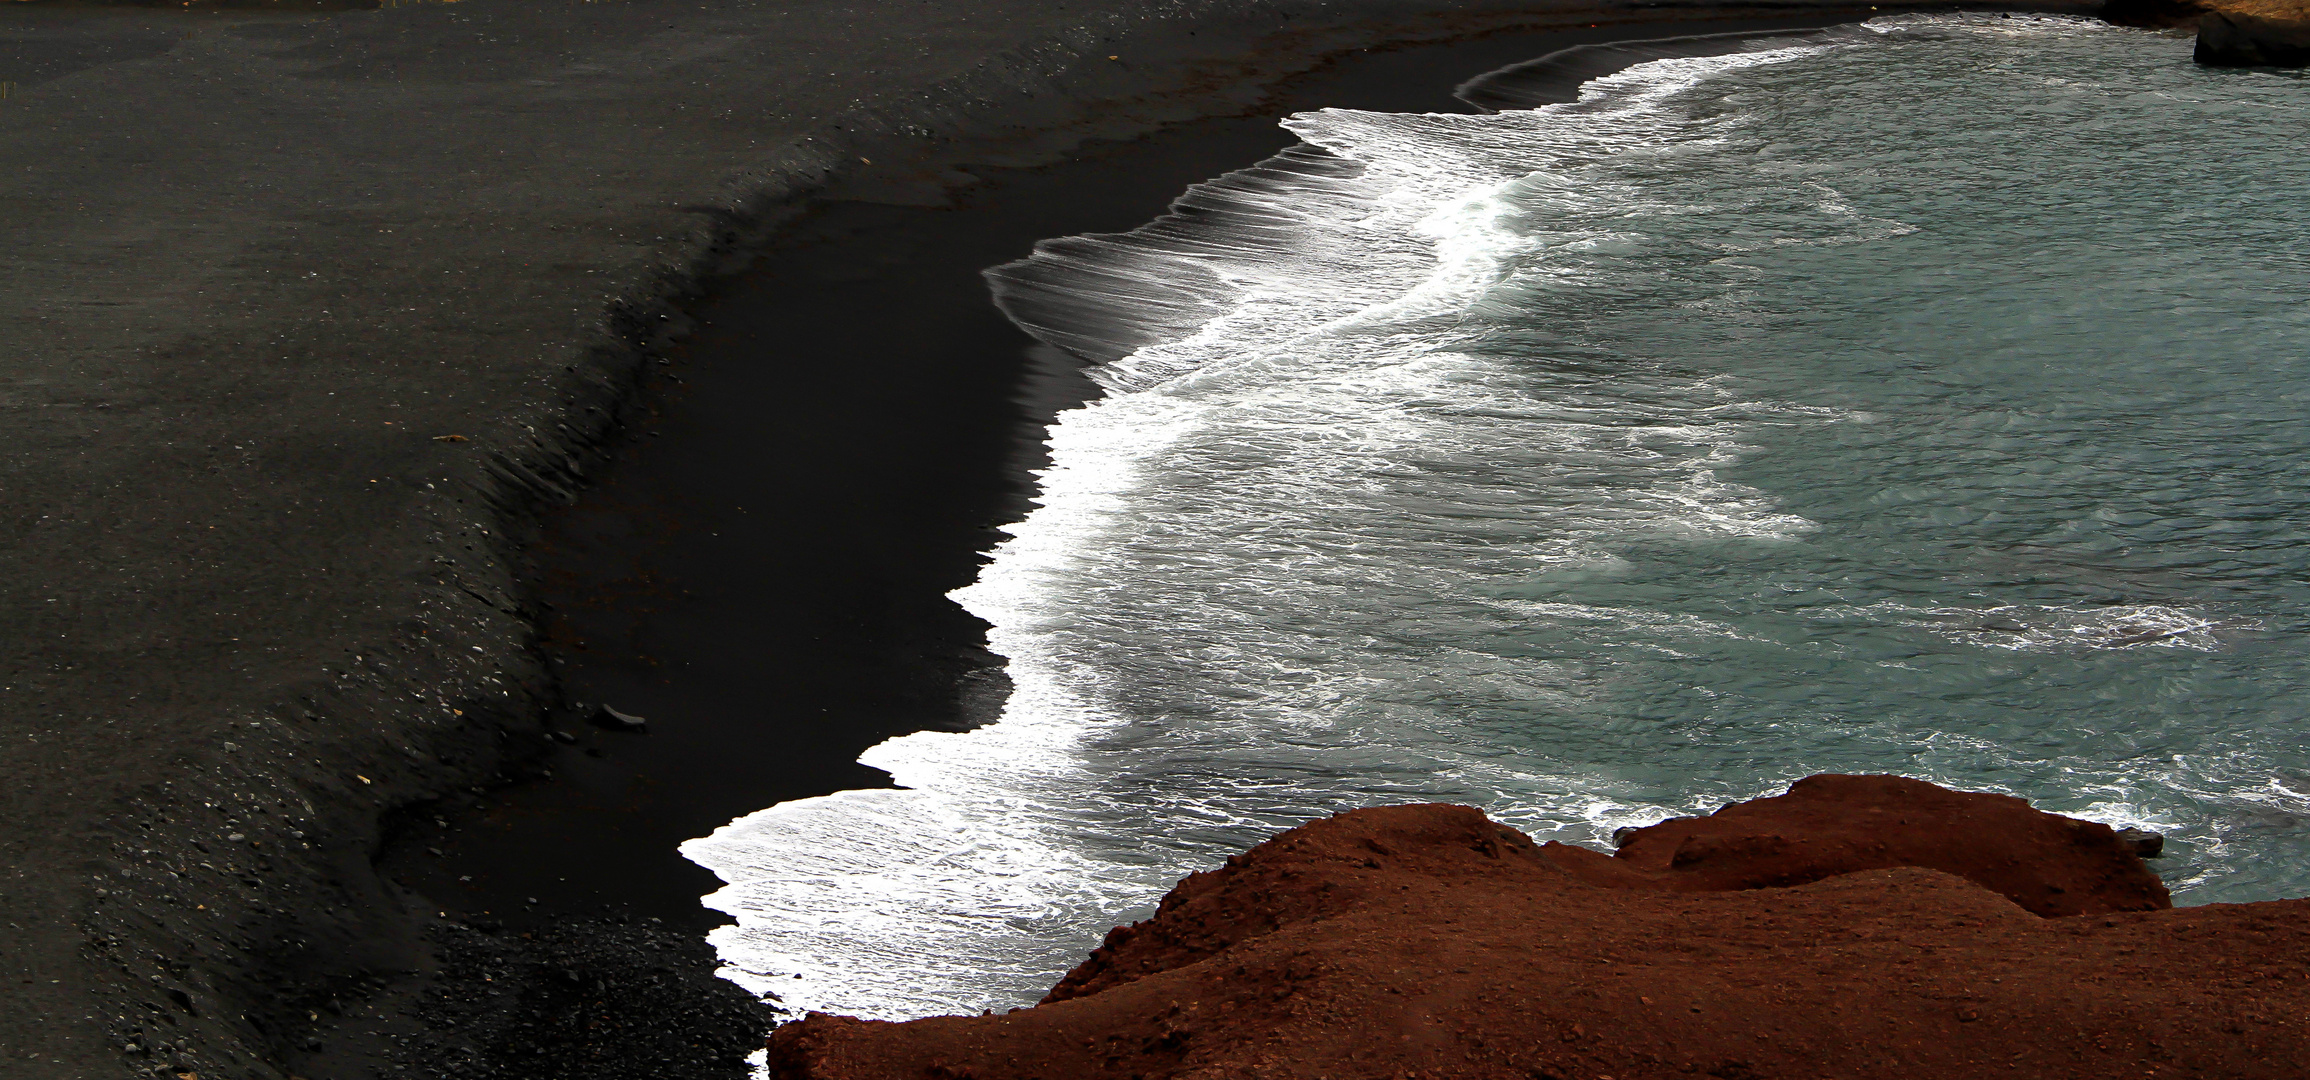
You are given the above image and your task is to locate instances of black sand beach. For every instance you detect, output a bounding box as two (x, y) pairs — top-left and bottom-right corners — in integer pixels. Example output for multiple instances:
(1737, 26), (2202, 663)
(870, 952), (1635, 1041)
(413, 5), (1922, 938)
(0, 2), (2099, 1077)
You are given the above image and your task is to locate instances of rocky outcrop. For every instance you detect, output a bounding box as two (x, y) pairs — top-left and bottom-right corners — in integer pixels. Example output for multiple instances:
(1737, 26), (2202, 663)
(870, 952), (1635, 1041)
(2105, 0), (2310, 65)
(2196, 4), (2310, 65)
(767, 775), (2310, 1080)
(1545, 773), (2171, 917)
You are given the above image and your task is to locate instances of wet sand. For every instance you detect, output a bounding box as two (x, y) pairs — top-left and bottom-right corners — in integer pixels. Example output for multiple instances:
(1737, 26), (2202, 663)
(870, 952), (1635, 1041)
(0, 1), (2096, 1077)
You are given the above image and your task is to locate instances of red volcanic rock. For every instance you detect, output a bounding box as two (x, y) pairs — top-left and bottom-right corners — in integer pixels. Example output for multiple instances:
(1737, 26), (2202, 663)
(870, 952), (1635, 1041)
(1549, 773), (2171, 917)
(767, 776), (2310, 1080)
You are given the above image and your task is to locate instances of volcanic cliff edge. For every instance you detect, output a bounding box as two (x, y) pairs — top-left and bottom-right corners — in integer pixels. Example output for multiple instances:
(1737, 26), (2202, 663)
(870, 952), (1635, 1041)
(769, 775), (2307, 1080)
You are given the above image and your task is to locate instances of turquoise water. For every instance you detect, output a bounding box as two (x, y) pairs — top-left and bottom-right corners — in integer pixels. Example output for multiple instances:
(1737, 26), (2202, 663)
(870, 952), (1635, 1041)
(688, 15), (2310, 1019)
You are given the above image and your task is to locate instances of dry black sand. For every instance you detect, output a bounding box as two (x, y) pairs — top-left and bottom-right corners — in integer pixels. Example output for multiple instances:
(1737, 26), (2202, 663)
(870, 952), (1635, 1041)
(0, 1), (2096, 1077)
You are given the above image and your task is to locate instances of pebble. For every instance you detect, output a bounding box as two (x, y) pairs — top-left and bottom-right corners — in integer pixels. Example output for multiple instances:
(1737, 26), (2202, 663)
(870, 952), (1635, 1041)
(589, 703), (648, 731)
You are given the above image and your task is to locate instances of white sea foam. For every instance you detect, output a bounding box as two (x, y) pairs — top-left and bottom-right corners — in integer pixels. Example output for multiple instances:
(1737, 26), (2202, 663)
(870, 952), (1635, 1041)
(1825, 601), (2234, 652)
(687, 14), (2310, 1021)
(687, 40), (1845, 1021)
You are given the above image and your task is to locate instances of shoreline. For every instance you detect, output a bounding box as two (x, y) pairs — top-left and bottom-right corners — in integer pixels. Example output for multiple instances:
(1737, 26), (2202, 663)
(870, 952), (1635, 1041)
(452, 4), (1928, 1020)
(0, 2), (2109, 1077)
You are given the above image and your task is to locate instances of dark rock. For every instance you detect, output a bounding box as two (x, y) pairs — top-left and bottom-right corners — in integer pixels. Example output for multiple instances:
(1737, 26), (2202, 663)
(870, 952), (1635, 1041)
(2103, 0), (2213, 28)
(2116, 826), (2166, 858)
(589, 703), (648, 731)
(2196, 9), (2310, 66)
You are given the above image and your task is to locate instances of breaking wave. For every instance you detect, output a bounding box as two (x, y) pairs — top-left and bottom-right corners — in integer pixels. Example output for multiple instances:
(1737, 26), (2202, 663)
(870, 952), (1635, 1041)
(685, 14), (2310, 1021)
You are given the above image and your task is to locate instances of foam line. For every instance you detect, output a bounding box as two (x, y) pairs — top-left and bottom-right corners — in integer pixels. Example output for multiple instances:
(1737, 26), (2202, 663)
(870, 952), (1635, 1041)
(984, 23), (1890, 387)
(1449, 26), (1865, 111)
(985, 143), (1371, 367)
(682, 14), (2300, 1029)
(693, 35), (1858, 1021)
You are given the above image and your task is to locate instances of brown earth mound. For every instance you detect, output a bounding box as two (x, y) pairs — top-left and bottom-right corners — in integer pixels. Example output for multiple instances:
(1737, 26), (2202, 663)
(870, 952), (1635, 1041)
(766, 775), (2310, 1080)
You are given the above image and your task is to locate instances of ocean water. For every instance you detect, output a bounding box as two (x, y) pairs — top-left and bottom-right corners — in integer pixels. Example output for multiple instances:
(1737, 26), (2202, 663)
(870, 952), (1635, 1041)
(683, 14), (2310, 1021)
